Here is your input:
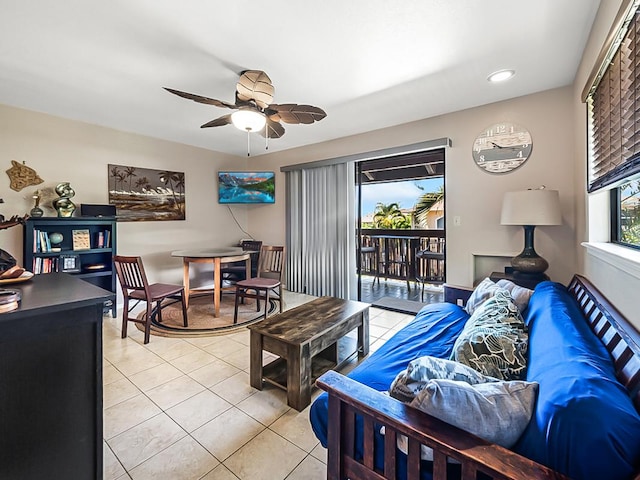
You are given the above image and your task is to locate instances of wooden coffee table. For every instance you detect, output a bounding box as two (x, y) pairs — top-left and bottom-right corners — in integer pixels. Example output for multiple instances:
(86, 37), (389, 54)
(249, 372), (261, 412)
(248, 296), (370, 411)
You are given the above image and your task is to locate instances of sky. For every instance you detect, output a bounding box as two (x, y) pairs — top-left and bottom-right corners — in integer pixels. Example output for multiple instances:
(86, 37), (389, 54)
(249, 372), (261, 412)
(361, 178), (443, 215)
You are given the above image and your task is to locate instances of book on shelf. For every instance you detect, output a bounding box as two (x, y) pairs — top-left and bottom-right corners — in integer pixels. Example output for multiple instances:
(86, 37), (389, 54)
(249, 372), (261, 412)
(34, 229), (52, 253)
(40, 231), (51, 252)
(32, 257), (61, 274)
(93, 229), (112, 249)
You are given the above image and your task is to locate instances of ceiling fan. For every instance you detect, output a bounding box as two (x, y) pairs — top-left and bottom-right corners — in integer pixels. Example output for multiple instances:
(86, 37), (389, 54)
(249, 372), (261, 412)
(164, 70), (327, 155)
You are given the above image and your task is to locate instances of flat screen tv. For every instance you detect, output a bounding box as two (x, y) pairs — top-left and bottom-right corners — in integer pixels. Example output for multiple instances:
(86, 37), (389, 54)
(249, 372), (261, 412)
(218, 171), (275, 204)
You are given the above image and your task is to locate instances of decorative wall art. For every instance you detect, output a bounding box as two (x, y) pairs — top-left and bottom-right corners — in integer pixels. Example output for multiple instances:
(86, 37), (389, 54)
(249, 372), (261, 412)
(108, 164), (185, 222)
(6, 160), (44, 192)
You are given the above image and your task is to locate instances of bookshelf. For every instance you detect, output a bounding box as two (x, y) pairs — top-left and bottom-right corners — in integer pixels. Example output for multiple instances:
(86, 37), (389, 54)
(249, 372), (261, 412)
(23, 217), (117, 316)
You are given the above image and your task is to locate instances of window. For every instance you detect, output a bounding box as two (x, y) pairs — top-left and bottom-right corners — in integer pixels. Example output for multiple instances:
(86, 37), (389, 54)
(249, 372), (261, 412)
(613, 179), (640, 248)
(584, 1), (640, 249)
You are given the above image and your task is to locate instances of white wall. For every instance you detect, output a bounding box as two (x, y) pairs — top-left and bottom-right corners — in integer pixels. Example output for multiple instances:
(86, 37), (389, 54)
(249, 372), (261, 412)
(249, 86), (577, 288)
(0, 104), (251, 287)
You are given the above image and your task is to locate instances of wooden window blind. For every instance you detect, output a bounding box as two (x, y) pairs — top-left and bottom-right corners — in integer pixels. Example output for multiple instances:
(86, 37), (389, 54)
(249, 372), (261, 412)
(586, 2), (640, 192)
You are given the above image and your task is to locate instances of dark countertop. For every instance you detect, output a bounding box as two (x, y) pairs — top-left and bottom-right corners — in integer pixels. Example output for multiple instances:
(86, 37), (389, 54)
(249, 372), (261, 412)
(0, 272), (112, 322)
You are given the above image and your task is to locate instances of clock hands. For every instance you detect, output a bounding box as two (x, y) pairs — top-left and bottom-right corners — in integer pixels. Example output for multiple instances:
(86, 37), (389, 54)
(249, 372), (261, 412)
(491, 141), (520, 151)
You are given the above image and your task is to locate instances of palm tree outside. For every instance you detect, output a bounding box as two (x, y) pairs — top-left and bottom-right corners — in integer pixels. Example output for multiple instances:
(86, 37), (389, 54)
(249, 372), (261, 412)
(413, 185), (444, 228)
(372, 202), (408, 228)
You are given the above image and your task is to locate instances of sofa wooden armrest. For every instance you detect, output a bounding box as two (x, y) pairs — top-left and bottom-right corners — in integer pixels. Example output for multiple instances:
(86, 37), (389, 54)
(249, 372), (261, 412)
(317, 370), (567, 480)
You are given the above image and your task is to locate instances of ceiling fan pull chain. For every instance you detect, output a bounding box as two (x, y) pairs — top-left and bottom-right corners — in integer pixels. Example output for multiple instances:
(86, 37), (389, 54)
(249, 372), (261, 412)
(265, 132), (269, 151)
(247, 130), (251, 157)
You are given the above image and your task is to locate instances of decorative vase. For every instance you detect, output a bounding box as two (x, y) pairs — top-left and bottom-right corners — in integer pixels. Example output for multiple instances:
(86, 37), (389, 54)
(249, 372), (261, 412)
(53, 182), (77, 218)
(30, 206), (44, 218)
(30, 190), (44, 217)
(53, 198), (76, 217)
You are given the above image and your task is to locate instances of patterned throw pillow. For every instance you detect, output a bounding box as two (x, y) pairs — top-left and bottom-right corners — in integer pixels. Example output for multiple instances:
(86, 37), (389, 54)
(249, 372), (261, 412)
(451, 290), (529, 380)
(464, 278), (510, 315)
(388, 356), (497, 403)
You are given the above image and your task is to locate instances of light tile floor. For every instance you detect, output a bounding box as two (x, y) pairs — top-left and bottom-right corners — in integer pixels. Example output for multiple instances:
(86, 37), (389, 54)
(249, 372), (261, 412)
(103, 290), (415, 480)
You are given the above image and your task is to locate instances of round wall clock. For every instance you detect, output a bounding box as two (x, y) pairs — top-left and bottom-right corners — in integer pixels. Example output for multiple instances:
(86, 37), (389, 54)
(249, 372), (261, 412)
(472, 122), (532, 174)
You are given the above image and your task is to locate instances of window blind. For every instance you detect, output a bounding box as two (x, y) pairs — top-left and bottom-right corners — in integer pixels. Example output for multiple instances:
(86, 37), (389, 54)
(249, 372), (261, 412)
(285, 163), (357, 299)
(587, 3), (640, 192)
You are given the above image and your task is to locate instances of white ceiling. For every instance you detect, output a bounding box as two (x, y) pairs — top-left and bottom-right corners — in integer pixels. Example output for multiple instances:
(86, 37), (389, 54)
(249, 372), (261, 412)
(0, 0), (600, 158)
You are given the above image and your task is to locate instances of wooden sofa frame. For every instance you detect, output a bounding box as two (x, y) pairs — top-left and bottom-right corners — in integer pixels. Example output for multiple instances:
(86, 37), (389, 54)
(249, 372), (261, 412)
(316, 275), (640, 480)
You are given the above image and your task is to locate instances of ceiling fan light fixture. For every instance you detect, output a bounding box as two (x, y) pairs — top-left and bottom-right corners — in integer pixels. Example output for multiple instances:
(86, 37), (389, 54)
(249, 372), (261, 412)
(487, 69), (515, 83)
(231, 109), (266, 132)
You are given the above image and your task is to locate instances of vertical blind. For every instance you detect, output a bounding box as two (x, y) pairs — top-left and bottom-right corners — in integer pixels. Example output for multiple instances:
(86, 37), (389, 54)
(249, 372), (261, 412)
(586, 2), (640, 192)
(285, 163), (357, 299)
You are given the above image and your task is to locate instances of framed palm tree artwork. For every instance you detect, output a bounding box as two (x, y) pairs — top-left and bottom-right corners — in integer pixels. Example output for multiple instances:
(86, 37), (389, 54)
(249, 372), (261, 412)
(108, 164), (185, 221)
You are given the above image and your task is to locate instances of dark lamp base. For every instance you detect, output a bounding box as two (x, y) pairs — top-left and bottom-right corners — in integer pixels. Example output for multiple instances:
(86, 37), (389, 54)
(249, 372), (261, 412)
(511, 253), (549, 275)
(511, 224), (550, 275)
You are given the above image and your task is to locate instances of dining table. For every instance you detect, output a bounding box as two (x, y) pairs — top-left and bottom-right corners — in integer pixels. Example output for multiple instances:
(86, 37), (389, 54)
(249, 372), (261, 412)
(171, 247), (252, 318)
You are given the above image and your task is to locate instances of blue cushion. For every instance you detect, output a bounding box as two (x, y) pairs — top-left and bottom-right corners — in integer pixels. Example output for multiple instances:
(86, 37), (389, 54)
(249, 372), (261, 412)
(309, 302), (469, 479)
(514, 281), (640, 480)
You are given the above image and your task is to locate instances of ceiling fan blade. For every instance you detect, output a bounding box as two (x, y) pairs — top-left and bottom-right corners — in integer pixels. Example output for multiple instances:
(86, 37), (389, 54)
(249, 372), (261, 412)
(236, 70), (274, 110)
(200, 114), (232, 128)
(260, 117), (285, 138)
(164, 87), (237, 109)
(266, 104), (327, 124)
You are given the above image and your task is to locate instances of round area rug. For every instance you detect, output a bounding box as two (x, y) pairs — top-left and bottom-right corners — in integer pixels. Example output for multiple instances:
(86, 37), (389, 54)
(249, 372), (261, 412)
(135, 293), (277, 338)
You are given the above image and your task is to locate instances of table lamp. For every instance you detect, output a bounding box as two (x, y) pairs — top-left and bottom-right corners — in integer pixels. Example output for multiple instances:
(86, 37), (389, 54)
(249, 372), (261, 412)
(500, 187), (561, 277)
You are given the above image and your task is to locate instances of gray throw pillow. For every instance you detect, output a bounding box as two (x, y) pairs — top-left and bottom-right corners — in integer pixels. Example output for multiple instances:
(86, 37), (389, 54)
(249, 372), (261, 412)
(451, 290), (528, 380)
(495, 279), (533, 313)
(388, 356), (497, 403)
(464, 278), (509, 315)
(396, 379), (538, 461)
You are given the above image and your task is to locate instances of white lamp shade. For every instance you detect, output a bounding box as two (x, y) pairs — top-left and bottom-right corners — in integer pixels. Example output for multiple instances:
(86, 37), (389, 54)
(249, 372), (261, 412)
(231, 110), (266, 132)
(500, 189), (562, 226)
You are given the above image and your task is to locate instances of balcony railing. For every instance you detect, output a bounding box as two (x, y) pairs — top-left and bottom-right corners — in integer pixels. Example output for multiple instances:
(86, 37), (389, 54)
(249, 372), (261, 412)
(359, 228), (445, 286)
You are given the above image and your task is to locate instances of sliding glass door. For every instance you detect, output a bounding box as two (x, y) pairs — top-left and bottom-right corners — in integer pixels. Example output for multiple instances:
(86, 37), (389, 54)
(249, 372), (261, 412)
(355, 150), (446, 304)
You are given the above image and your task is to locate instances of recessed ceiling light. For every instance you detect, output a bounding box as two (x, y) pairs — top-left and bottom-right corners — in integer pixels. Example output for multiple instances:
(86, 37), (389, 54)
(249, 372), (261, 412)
(487, 69), (515, 83)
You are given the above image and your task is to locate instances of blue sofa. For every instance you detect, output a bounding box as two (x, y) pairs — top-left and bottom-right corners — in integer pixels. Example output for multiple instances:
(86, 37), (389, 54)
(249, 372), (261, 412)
(310, 277), (640, 480)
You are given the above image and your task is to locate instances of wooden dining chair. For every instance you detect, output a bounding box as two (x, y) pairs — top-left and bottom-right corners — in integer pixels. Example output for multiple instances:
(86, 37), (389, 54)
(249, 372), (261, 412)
(233, 246), (285, 323)
(114, 255), (188, 344)
(220, 240), (263, 282)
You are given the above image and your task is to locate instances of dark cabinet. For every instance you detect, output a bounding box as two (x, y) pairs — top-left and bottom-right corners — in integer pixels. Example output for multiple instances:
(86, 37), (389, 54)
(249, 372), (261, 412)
(0, 274), (110, 479)
(23, 217), (117, 316)
(489, 270), (550, 290)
